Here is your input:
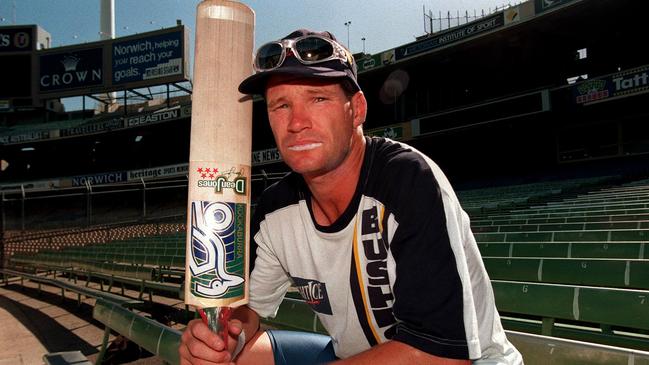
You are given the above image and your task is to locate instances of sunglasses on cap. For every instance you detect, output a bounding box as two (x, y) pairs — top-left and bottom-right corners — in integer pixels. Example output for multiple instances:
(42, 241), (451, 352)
(254, 34), (353, 72)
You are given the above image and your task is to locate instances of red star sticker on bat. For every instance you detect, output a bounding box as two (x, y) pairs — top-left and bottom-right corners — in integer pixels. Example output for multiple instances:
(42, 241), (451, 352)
(208, 173), (215, 179)
(197, 167), (203, 173)
(201, 173), (207, 178)
(205, 168), (211, 173)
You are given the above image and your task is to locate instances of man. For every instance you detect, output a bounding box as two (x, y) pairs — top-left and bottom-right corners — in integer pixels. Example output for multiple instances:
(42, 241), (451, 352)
(179, 29), (523, 365)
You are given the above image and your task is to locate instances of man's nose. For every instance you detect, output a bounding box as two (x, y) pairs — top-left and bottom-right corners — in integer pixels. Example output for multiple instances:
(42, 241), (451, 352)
(287, 104), (311, 133)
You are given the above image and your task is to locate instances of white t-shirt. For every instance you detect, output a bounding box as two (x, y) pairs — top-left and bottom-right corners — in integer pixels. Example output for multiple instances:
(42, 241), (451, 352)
(248, 137), (522, 363)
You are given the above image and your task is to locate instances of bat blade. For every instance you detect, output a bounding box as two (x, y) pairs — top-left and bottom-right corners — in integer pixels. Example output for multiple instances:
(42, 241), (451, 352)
(184, 0), (255, 309)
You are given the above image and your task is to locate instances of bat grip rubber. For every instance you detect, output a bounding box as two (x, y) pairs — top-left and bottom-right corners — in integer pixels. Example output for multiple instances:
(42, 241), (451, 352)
(199, 307), (232, 350)
(219, 307), (232, 348)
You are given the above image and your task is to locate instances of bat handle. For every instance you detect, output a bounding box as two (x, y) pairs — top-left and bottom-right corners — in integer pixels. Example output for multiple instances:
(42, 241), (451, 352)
(218, 307), (232, 348)
(199, 307), (233, 350)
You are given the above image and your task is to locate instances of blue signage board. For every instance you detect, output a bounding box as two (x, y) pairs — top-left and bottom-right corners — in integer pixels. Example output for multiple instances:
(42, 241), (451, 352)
(112, 29), (184, 85)
(71, 171), (128, 186)
(395, 13), (504, 61)
(39, 47), (104, 93)
(534, 0), (576, 13)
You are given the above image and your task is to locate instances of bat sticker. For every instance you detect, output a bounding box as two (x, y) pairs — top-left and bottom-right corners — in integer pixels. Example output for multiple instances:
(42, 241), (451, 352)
(189, 200), (246, 299)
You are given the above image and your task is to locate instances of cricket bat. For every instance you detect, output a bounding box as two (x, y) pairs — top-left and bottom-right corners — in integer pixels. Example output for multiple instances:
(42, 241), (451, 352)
(184, 0), (255, 343)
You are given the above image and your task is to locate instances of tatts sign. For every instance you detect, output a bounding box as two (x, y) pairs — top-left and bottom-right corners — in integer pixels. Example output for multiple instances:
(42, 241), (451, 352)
(574, 65), (649, 105)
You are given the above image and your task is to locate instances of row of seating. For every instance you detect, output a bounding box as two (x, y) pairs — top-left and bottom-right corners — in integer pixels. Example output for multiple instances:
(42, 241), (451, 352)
(457, 176), (615, 214)
(507, 201), (649, 215)
(473, 220), (649, 233)
(479, 241), (646, 259)
(470, 186), (649, 217)
(484, 257), (649, 289)
(3, 223), (186, 258)
(478, 207), (649, 221)
(472, 212), (649, 226)
(14, 252), (185, 269)
(59, 246), (185, 257)
(547, 191), (649, 205)
(0, 268), (143, 308)
(475, 228), (649, 242)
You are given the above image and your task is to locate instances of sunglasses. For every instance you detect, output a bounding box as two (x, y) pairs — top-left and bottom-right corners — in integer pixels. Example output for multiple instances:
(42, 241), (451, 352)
(254, 35), (353, 72)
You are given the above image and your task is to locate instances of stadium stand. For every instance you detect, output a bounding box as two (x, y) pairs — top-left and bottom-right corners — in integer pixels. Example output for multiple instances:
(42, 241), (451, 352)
(470, 179), (649, 350)
(4, 176), (649, 359)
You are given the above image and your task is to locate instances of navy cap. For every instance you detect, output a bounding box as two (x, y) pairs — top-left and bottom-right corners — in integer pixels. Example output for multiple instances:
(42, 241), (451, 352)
(238, 29), (360, 95)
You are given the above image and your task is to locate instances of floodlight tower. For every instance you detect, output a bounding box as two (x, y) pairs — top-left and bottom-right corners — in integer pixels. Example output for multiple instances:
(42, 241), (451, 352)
(100, 0), (116, 104)
(100, 0), (115, 40)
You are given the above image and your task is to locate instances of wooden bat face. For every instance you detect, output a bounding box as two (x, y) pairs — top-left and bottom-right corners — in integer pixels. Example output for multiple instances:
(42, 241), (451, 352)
(184, 0), (254, 309)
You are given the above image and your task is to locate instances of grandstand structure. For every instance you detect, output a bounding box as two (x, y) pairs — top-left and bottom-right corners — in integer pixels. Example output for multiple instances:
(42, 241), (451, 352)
(2, 0), (649, 363)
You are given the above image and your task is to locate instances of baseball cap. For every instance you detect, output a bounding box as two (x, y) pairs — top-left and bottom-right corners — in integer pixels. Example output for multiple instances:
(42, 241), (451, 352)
(238, 29), (361, 95)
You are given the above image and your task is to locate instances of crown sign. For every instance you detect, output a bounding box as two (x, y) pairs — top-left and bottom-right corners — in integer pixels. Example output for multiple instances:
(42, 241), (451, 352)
(60, 55), (80, 72)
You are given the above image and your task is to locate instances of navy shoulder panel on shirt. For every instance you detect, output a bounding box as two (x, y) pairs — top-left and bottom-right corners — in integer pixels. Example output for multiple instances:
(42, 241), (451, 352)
(254, 172), (305, 217)
(364, 138), (469, 358)
(363, 137), (442, 218)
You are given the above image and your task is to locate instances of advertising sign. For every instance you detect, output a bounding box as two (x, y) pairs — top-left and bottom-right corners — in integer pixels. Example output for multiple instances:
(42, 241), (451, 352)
(128, 163), (189, 181)
(358, 49), (395, 73)
(252, 147), (282, 166)
(504, 6), (521, 25)
(35, 26), (187, 99)
(395, 13), (504, 61)
(574, 65), (649, 105)
(366, 124), (407, 140)
(39, 47), (104, 93)
(112, 29), (184, 86)
(71, 171), (128, 186)
(534, 0), (576, 13)
(0, 130), (51, 144)
(0, 27), (33, 52)
(59, 117), (122, 137)
(126, 107), (181, 127)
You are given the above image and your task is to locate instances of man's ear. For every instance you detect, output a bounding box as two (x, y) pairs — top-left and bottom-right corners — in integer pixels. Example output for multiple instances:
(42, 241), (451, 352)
(351, 91), (367, 128)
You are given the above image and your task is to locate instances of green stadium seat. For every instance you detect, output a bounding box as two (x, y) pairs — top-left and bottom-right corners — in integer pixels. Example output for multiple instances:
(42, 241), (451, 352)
(93, 298), (180, 365)
(610, 230), (649, 241)
(484, 257), (649, 289)
(492, 280), (649, 332)
(553, 231), (610, 242)
(507, 331), (649, 364)
(479, 242), (646, 259)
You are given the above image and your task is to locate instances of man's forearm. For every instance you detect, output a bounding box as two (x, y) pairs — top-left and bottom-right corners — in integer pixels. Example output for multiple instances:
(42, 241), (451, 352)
(331, 340), (471, 365)
(231, 305), (261, 342)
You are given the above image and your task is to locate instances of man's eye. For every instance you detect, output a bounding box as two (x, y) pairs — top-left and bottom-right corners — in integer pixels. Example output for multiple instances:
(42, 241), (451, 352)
(314, 97), (326, 102)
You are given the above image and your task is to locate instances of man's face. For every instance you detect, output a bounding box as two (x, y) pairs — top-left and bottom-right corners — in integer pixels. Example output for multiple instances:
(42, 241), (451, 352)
(265, 76), (361, 178)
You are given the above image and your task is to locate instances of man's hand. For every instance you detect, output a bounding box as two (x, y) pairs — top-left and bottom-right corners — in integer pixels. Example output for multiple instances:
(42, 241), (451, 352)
(179, 318), (244, 365)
